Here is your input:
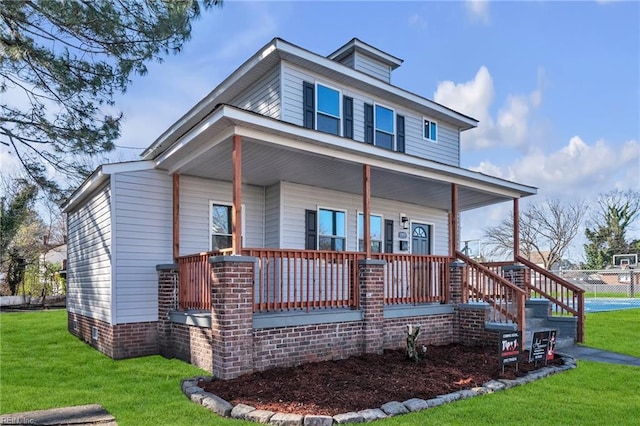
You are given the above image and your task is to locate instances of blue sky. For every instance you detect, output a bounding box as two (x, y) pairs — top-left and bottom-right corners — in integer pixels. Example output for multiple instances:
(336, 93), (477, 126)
(3, 0), (638, 261)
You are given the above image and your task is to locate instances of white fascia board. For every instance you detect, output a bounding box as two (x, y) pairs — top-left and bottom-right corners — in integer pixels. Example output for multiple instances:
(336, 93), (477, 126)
(141, 39), (279, 160)
(164, 126), (236, 174)
(275, 39), (478, 130)
(224, 107), (536, 199)
(62, 161), (155, 213)
(153, 107), (229, 169)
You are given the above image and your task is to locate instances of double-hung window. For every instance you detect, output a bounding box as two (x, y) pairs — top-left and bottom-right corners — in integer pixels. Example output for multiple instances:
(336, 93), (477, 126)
(316, 84), (341, 136)
(358, 213), (383, 253)
(318, 208), (346, 251)
(375, 105), (394, 150)
(210, 203), (232, 251)
(423, 118), (437, 142)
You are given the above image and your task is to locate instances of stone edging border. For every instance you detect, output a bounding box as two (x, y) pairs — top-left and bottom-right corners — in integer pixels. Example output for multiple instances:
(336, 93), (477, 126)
(181, 353), (577, 425)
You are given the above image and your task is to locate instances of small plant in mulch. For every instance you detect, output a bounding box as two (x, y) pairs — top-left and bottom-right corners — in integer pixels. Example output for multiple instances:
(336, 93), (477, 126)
(406, 324), (425, 362)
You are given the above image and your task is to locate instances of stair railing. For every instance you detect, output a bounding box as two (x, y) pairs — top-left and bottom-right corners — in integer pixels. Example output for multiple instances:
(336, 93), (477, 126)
(456, 251), (526, 337)
(515, 255), (585, 343)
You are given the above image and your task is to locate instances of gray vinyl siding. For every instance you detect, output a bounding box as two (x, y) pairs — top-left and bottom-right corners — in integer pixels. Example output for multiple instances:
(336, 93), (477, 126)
(230, 65), (281, 119)
(179, 176), (265, 255)
(280, 62), (460, 166)
(354, 52), (391, 83)
(264, 183), (281, 247)
(67, 182), (112, 323)
(112, 169), (172, 324)
(279, 182), (449, 255)
(404, 117), (460, 167)
(335, 54), (355, 69)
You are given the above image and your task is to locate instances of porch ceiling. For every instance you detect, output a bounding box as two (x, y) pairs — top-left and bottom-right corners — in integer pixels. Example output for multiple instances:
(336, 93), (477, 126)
(156, 106), (536, 212)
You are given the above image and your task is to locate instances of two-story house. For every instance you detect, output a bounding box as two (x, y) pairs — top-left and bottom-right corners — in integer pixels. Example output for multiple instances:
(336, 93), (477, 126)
(63, 38), (583, 379)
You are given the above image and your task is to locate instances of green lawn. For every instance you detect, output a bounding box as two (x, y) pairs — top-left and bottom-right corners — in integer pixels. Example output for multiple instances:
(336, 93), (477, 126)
(1, 309), (639, 425)
(584, 308), (640, 357)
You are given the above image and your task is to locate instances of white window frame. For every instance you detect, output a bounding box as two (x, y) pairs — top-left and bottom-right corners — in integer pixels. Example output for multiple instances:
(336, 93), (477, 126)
(209, 201), (246, 251)
(357, 212), (384, 253)
(317, 206), (348, 251)
(423, 117), (438, 142)
(374, 103), (395, 150)
(315, 82), (342, 136)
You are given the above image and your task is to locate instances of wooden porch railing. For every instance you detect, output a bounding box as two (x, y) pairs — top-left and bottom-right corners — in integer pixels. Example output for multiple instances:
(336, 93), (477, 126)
(515, 255), (585, 342)
(243, 248), (361, 313)
(457, 251), (526, 334)
(372, 253), (450, 304)
(176, 251), (222, 310)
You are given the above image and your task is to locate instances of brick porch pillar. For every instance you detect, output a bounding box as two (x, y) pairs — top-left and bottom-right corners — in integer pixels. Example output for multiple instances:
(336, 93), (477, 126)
(449, 261), (465, 305)
(210, 256), (255, 380)
(157, 263), (178, 357)
(359, 259), (385, 355)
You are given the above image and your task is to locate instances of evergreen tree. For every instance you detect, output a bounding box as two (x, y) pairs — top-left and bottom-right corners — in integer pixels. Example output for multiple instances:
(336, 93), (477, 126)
(583, 190), (640, 269)
(1, 0), (220, 201)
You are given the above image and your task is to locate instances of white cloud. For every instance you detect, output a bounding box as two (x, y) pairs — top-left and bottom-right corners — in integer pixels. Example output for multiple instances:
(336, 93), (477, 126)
(465, 0), (490, 25)
(434, 66), (543, 150)
(471, 136), (640, 197)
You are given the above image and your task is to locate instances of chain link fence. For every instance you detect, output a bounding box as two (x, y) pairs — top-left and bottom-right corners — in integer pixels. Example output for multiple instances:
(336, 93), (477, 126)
(550, 268), (640, 311)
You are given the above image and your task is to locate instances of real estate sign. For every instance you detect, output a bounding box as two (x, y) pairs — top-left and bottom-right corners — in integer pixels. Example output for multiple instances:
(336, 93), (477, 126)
(500, 331), (521, 366)
(529, 330), (557, 362)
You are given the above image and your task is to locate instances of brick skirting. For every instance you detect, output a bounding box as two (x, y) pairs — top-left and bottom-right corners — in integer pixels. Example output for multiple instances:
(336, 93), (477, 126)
(67, 312), (158, 359)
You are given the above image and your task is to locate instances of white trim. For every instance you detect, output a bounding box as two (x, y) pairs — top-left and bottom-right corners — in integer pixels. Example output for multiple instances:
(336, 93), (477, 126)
(165, 126), (235, 174)
(315, 81), (342, 136)
(356, 211), (384, 253)
(422, 117), (438, 143)
(317, 205), (348, 251)
(224, 108), (535, 198)
(374, 103), (395, 150)
(409, 220), (434, 255)
(209, 201), (246, 251)
(62, 161), (155, 213)
(109, 176), (117, 325)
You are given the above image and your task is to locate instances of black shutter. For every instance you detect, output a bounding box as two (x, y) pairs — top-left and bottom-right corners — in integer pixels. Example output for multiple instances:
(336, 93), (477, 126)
(385, 219), (394, 253)
(396, 115), (405, 153)
(303, 81), (315, 129)
(364, 103), (374, 144)
(305, 209), (317, 250)
(343, 96), (354, 139)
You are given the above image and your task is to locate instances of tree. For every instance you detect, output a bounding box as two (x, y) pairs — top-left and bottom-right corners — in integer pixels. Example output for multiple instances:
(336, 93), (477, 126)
(583, 189), (640, 269)
(1, 0), (220, 201)
(483, 198), (587, 269)
(0, 179), (38, 271)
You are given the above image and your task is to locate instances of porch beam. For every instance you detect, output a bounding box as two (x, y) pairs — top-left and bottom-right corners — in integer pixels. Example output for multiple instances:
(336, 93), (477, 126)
(450, 183), (459, 258)
(363, 164), (371, 259)
(232, 135), (243, 255)
(513, 198), (520, 260)
(173, 173), (180, 261)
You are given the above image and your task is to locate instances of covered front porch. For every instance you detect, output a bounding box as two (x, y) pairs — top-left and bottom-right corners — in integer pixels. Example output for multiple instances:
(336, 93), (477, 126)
(152, 105), (584, 377)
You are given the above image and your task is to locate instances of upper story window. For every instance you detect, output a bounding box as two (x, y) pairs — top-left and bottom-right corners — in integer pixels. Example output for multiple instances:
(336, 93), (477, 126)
(316, 84), (341, 136)
(303, 81), (354, 138)
(375, 105), (394, 150)
(365, 103), (404, 152)
(423, 118), (437, 142)
(318, 208), (346, 251)
(357, 213), (383, 253)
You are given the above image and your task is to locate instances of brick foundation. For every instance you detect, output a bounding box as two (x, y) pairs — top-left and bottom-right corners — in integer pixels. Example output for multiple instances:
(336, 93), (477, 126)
(170, 323), (213, 371)
(359, 260), (385, 354)
(253, 322), (363, 371)
(384, 314), (455, 348)
(67, 312), (157, 359)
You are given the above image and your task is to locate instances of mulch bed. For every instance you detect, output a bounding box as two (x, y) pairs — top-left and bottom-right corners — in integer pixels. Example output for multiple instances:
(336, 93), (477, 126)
(198, 344), (563, 416)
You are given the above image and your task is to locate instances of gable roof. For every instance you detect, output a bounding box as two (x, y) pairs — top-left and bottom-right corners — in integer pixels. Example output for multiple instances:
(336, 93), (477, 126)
(141, 37), (478, 161)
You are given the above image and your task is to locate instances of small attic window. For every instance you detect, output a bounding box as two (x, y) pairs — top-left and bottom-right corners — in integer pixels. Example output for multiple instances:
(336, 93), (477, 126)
(423, 118), (437, 142)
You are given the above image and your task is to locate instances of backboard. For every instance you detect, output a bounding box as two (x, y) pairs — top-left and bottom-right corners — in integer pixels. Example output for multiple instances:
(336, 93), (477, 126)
(613, 254), (638, 268)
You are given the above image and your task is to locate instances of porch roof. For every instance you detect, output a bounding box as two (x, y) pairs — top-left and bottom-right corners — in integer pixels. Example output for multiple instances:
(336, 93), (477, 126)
(154, 105), (536, 212)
